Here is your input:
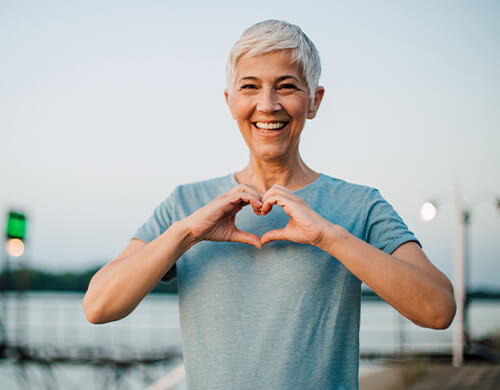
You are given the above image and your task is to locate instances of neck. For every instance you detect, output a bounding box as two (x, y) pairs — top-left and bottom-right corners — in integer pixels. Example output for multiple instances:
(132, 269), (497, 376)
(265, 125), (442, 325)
(235, 152), (319, 193)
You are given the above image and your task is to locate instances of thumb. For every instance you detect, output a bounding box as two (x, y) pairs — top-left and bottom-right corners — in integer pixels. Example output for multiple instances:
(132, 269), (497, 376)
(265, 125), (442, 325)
(231, 229), (262, 249)
(261, 229), (286, 246)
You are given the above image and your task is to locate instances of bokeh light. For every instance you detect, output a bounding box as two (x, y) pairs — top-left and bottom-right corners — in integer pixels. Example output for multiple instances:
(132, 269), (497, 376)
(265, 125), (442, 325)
(420, 202), (438, 222)
(6, 238), (25, 257)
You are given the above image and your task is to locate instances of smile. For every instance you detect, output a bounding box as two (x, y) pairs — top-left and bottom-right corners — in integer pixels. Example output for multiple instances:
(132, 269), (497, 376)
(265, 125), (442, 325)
(254, 122), (288, 131)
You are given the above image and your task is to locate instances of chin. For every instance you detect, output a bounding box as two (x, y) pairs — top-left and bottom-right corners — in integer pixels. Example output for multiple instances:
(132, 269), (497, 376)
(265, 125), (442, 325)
(253, 146), (291, 162)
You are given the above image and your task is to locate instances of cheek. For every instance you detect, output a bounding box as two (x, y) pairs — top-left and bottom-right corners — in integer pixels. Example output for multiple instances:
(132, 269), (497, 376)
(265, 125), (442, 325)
(285, 96), (309, 119)
(231, 97), (253, 121)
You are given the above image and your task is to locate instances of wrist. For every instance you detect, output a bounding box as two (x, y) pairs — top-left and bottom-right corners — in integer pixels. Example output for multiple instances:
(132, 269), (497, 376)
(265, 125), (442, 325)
(170, 219), (200, 251)
(315, 221), (347, 255)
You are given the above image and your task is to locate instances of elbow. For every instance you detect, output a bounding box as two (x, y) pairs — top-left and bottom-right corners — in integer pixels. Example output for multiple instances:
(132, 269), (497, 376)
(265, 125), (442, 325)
(83, 292), (107, 324)
(410, 288), (456, 330)
(83, 288), (132, 324)
(84, 308), (104, 325)
(430, 308), (455, 330)
(426, 294), (457, 330)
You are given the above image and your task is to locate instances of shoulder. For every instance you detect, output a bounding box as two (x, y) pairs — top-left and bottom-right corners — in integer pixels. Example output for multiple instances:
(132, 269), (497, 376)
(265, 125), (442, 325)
(172, 174), (235, 200)
(319, 176), (397, 222)
(161, 174), (236, 216)
(304, 174), (383, 225)
(134, 174), (236, 240)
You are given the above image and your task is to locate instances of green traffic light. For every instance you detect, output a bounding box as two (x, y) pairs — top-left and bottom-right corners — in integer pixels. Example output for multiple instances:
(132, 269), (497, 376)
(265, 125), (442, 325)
(6, 211), (26, 240)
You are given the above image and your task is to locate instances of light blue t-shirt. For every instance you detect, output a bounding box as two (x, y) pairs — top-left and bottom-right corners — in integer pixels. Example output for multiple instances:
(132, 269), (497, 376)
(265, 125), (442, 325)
(134, 173), (420, 390)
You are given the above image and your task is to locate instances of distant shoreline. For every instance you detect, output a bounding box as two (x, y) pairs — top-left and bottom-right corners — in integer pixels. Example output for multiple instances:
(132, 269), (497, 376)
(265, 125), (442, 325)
(1, 267), (500, 298)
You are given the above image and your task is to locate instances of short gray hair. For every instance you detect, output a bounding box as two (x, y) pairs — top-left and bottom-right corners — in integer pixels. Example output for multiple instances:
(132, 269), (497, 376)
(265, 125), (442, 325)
(226, 20), (321, 102)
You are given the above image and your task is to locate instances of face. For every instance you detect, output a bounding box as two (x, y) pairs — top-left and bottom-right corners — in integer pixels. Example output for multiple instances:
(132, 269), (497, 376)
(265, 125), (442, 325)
(225, 50), (324, 164)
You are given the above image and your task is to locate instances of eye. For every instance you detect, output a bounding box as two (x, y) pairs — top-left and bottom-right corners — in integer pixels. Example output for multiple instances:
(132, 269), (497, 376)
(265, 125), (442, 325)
(240, 84), (257, 90)
(278, 83), (298, 90)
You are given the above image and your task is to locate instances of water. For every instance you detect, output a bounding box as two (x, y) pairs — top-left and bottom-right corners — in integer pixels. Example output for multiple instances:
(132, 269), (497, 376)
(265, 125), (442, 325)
(361, 299), (500, 353)
(1, 292), (185, 390)
(0, 292), (499, 389)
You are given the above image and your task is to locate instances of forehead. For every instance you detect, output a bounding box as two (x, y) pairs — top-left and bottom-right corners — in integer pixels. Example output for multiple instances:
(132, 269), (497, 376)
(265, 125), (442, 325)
(234, 50), (304, 82)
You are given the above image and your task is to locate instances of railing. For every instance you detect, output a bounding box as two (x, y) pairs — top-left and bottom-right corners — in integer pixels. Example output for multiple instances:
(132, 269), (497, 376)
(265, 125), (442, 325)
(360, 302), (454, 357)
(1, 292), (498, 390)
(0, 292), (184, 390)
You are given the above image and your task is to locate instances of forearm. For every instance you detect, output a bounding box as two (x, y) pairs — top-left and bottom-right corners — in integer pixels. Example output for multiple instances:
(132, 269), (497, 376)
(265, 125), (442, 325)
(83, 184), (265, 324)
(318, 224), (456, 329)
(83, 221), (195, 324)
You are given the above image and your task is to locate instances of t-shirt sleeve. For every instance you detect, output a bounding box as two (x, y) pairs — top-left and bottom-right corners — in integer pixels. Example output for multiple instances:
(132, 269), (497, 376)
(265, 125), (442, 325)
(364, 189), (421, 254)
(132, 191), (177, 282)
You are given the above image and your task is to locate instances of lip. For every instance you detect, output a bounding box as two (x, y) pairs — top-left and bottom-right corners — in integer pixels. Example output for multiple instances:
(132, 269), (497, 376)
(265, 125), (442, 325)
(252, 122), (288, 137)
(252, 120), (289, 124)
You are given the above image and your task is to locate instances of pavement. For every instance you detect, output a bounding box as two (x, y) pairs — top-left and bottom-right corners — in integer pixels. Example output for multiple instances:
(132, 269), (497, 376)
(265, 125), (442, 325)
(359, 365), (406, 390)
(359, 363), (500, 390)
(407, 364), (500, 390)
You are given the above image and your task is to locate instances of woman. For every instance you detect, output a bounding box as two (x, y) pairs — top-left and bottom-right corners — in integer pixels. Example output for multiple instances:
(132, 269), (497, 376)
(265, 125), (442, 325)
(84, 20), (456, 389)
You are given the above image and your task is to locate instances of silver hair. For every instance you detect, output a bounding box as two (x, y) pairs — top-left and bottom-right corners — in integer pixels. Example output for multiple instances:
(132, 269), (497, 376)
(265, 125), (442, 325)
(226, 20), (322, 103)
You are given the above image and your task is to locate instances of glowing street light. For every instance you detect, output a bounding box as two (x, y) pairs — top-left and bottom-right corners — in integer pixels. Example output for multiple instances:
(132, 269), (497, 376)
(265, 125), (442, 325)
(420, 201), (438, 222)
(421, 190), (500, 367)
(4, 210), (27, 261)
(4, 211), (27, 258)
(421, 192), (467, 367)
(5, 238), (24, 257)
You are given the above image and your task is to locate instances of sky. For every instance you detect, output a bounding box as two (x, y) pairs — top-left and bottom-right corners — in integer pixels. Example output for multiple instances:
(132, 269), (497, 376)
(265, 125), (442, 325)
(1, 0), (499, 288)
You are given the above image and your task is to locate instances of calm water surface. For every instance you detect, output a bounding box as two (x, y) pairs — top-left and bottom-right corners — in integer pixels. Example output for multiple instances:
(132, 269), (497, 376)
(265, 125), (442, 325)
(0, 292), (498, 389)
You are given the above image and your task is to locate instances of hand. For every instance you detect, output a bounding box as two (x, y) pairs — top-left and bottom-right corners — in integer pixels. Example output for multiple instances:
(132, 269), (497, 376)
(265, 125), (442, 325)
(260, 184), (333, 247)
(184, 184), (263, 248)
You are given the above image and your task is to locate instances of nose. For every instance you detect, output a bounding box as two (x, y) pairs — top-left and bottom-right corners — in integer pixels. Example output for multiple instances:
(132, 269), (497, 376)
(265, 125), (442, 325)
(256, 87), (281, 113)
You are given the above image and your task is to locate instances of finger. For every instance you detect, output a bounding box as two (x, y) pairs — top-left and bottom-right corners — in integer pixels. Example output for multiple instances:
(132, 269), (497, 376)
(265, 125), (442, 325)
(229, 189), (261, 204)
(260, 193), (293, 215)
(230, 183), (262, 201)
(262, 186), (300, 204)
(236, 184), (264, 214)
(228, 191), (263, 214)
(230, 229), (262, 249)
(262, 184), (294, 198)
(261, 229), (287, 246)
(240, 183), (262, 198)
(226, 191), (261, 207)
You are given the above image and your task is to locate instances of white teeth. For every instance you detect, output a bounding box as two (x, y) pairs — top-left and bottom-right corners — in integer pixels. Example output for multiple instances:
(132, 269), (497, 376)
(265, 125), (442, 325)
(255, 122), (286, 130)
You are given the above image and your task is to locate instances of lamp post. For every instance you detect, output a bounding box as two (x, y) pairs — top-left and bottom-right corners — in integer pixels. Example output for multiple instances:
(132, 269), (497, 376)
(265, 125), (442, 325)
(452, 189), (467, 367)
(420, 190), (500, 367)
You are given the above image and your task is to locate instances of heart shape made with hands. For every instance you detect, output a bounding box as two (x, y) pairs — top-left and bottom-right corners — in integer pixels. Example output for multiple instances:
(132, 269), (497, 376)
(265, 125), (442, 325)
(207, 184), (325, 249)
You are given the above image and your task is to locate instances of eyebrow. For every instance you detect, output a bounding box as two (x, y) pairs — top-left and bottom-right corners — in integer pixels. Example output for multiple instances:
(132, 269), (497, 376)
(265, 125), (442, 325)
(238, 75), (300, 83)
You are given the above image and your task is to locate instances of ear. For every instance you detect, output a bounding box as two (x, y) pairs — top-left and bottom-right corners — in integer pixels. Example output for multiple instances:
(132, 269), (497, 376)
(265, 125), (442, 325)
(307, 86), (325, 119)
(224, 89), (236, 119)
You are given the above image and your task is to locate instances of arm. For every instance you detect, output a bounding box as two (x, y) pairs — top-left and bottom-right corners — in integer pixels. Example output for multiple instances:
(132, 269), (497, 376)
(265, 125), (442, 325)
(83, 222), (193, 324)
(320, 230), (455, 329)
(260, 185), (456, 329)
(83, 185), (262, 324)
